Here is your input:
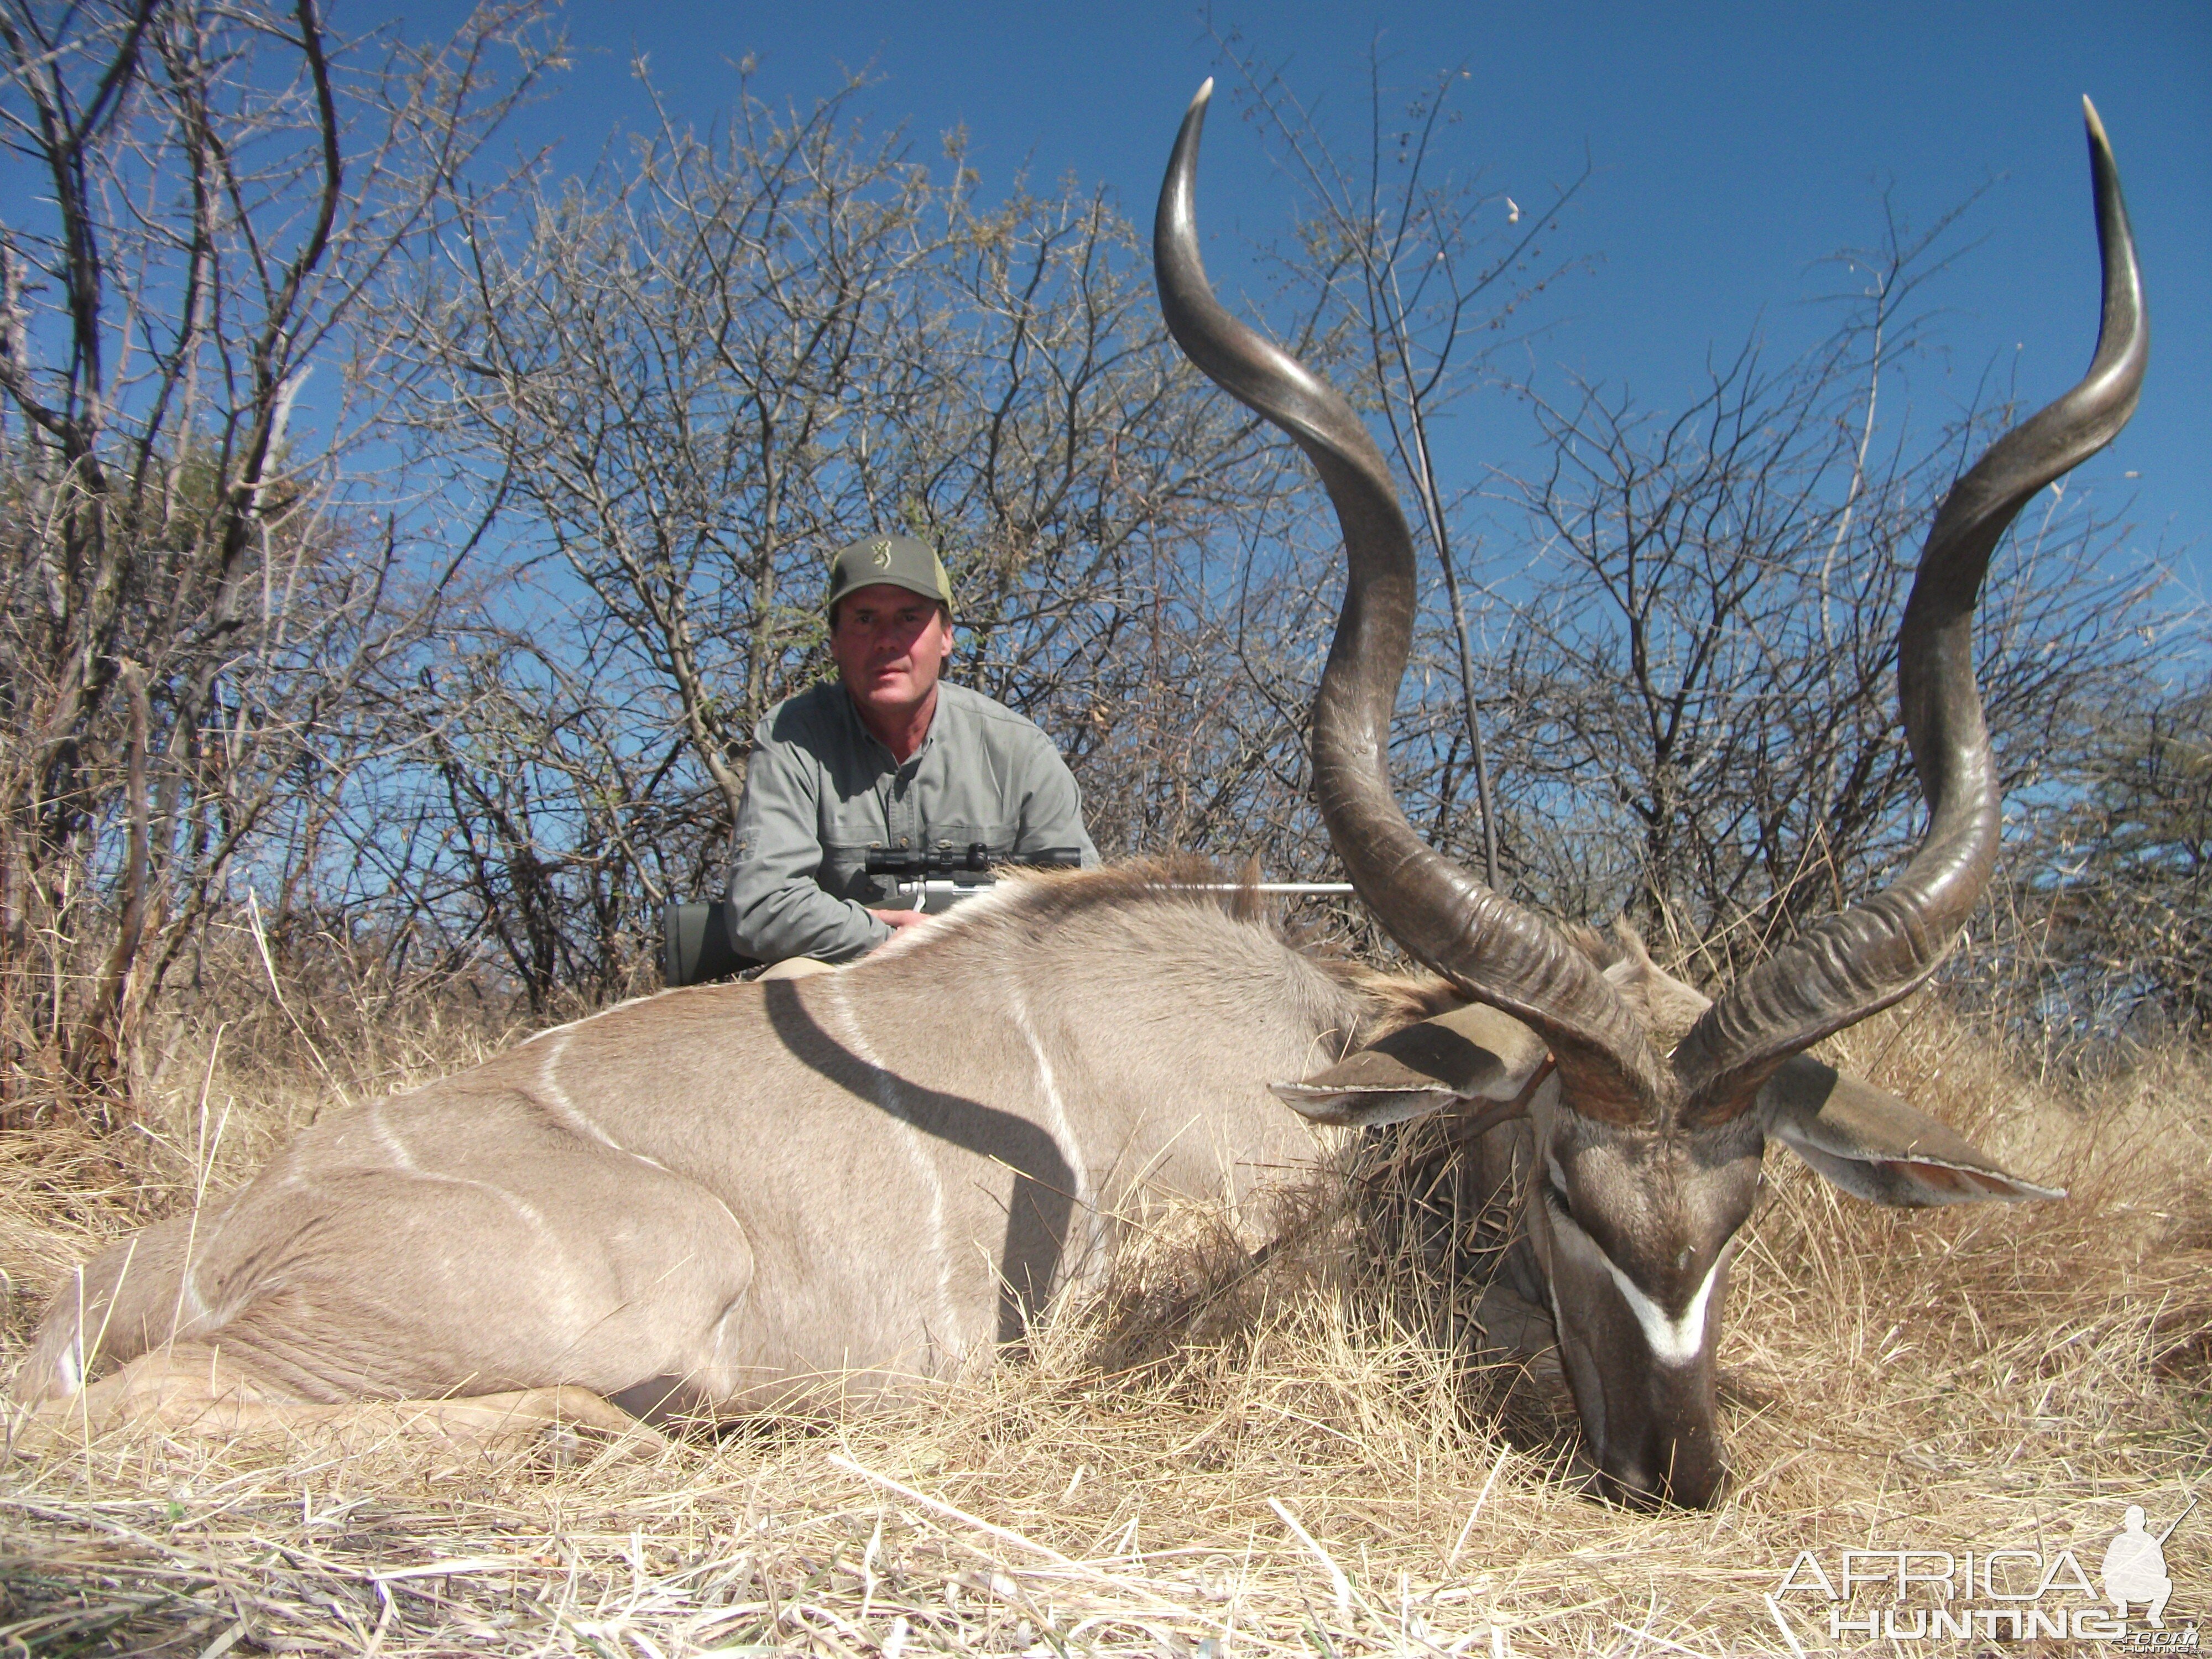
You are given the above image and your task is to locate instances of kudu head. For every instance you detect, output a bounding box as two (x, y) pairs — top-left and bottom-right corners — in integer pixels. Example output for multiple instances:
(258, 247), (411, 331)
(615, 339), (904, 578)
(1155, 82), (2145, 1507)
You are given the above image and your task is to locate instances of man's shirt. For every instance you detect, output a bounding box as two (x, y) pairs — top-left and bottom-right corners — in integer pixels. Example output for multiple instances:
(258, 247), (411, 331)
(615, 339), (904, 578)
(725, 680), (1099, 965)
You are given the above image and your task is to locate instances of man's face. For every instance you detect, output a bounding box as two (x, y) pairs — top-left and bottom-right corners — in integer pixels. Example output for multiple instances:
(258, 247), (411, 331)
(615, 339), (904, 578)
(831, 583), (953, 724)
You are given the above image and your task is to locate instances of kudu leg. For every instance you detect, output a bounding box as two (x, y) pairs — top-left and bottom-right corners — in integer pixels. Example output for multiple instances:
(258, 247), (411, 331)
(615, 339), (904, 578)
(16, 1106), (763, 1422)
(10, 1342), (667, 1457)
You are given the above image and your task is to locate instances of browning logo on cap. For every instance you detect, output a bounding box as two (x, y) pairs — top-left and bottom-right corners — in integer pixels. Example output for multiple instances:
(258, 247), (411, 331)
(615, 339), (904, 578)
(869, 540), (893, 568)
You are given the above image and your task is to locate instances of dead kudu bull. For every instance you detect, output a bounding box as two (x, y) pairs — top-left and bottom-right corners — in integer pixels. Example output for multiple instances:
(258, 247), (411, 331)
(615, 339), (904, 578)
(14, 87), (2141, 1507)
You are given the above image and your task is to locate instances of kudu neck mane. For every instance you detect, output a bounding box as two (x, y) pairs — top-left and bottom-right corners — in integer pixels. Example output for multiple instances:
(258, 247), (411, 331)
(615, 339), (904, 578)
(968, 855), (1272, 926)
(879, 856), (1462, 1047)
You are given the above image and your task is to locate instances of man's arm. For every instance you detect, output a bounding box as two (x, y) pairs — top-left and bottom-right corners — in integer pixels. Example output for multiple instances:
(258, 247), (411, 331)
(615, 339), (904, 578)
(1008, 728), (1101, 868)
(726, 731), (893, 966)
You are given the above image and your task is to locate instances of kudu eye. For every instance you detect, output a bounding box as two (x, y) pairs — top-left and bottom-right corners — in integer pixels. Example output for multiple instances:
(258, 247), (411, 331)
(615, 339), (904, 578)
(1541, 1154), (1574, 1219)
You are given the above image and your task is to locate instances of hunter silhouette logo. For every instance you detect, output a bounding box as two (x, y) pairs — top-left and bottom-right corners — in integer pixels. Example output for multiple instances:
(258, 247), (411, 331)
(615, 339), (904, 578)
(869, 539), (893, 567)
(1767, 1496), (2198, 1646)
(2105, 1499), (2192, 1630)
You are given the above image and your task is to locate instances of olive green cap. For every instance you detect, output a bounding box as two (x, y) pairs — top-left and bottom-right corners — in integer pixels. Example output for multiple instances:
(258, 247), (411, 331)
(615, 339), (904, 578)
(825, 533), (954, 619)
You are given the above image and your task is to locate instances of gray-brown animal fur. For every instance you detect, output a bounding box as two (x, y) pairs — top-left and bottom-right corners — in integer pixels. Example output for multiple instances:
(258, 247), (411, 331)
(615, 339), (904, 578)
(14, 863), (1452, 1420)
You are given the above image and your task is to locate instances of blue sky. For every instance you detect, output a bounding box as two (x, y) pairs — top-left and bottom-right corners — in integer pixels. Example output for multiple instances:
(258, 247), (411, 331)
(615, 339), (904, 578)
(461, 0), (2206, 643)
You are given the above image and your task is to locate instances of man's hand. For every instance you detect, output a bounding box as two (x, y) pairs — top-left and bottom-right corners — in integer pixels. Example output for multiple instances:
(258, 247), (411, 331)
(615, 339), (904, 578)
(866, 907), (928, 935)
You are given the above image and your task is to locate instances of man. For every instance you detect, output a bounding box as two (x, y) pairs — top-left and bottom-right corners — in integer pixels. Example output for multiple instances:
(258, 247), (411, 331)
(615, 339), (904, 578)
(724, 533), (1099, 968)
(2101, 1505), (2174, 1627)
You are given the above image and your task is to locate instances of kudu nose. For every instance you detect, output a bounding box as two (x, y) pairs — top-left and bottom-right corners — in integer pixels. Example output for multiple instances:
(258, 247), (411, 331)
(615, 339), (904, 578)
(1600, 1437), (1730, 1510)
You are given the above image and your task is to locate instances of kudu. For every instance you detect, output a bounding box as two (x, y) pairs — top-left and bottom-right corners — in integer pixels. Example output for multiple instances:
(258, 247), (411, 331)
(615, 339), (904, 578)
(12, 87), (2140, 1509)
(1156, 81), (2142, 1504)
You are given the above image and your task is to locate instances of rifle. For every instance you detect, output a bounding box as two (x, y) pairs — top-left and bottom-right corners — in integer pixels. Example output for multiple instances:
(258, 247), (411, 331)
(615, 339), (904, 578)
(660, 845), (1085, 987)
(2155, 1493), (2199, 1546)
(662, 850), (1354, 987)
(863, 848), (1355, 912)
(864, 843), (1084, 914)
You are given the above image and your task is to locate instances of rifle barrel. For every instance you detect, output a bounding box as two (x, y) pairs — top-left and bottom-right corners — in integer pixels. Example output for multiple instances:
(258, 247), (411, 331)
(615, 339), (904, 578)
(2154, 1494), (2198, 1545)
(1160, 883), (1355, 895)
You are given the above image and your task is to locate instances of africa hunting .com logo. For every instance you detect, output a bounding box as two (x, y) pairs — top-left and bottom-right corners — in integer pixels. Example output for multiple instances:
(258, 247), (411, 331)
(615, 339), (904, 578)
(1767, 1498), (2196, 1646)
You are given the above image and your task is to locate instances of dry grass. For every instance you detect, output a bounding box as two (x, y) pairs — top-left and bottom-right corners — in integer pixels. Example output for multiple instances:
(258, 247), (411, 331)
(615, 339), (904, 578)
(1, 995), (2206, 1657)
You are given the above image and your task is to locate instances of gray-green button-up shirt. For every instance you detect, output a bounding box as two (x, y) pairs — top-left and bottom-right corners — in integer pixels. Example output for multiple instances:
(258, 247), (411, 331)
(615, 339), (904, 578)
(724, 680), (1100, 965)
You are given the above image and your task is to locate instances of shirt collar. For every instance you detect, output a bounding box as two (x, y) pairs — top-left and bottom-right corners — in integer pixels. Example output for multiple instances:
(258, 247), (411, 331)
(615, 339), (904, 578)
(842, 682), (945, 773)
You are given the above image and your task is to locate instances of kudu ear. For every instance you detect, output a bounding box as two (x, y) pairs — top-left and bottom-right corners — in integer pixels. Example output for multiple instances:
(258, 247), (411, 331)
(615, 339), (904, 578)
(1760, 1056), (2065, 1206)
(1272, 1003), (1551, 1130)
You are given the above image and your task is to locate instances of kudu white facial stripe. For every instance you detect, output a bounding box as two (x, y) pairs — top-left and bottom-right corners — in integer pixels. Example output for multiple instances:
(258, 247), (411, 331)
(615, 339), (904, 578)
(1547, 1195), (1724, 1366)
(1603, 1249), (1723, 1366)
